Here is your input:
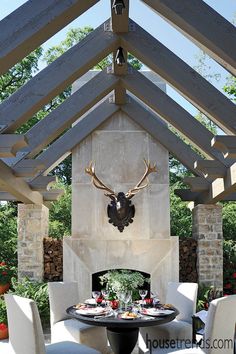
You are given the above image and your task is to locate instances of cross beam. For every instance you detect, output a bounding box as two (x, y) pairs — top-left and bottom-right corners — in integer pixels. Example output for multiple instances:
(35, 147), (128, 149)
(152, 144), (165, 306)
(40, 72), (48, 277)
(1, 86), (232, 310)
(0, 21), (119, 133)
(0, 0), (99, 74)
(120, 20), (236, 134)
(142, 0), (236, 76)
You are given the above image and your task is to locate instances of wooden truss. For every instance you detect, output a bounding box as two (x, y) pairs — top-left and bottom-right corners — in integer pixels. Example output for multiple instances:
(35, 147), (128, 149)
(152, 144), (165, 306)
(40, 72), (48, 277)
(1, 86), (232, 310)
(0, 0), (235, 206)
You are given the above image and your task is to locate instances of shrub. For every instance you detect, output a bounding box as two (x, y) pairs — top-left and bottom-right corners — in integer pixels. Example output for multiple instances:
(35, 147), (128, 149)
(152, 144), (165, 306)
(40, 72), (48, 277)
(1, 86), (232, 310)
(0, 297), (7, 325)
(10, 278), (50, 328)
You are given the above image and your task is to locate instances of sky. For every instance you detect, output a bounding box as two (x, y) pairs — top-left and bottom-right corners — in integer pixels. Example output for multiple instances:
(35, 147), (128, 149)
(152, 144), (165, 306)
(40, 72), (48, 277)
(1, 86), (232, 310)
(0, 0), (235, 118)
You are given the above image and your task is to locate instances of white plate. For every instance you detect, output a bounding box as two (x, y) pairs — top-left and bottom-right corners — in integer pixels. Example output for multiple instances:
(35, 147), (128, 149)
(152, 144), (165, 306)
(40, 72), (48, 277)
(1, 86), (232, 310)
(84, 298), (97, 305)
(76, 307), (107, 316)
(142, 308), (174, 316)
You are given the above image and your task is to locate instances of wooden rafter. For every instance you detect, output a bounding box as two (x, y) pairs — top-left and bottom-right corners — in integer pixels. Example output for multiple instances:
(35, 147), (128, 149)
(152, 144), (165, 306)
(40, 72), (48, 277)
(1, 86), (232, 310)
(211, 136), (236, 159)
(32, 98), (119, 175)
(122, 96), (206, 177)
(12, 69), (119, 165)
(0, 21), (119, 133)
(121, 68), (230, 166)
(142, 0), (236, 76)
(0, 134), (28, 157)
(120, 20), (236, 134)
(0, 0), (99, 75)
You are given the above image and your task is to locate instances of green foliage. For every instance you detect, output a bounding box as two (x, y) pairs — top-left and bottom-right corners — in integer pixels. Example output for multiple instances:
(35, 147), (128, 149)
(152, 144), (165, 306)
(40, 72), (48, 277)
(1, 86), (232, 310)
(49, 184), (71, 238)
(223, 239), (236, 294)
(222, 202), (236, 241)
(0, 297), (7, 325)
(224, 76), (236, 103)
(0, 203), (17, 266)
(10, 278), (50, 328)
(100, 270), (148, 300)
(170, 180), (192, 237)
(0, 48), (43, 102)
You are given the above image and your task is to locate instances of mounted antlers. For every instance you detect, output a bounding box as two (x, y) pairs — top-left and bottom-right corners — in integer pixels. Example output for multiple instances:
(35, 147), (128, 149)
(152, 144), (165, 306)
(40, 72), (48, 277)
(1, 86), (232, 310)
(85, 161), (115, 198)
(85, 159), (157, 199)
(85, 159), (157, 232)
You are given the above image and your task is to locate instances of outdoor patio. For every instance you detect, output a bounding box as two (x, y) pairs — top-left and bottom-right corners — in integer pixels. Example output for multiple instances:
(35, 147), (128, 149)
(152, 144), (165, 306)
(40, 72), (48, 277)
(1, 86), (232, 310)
(0, 0), (236, 353)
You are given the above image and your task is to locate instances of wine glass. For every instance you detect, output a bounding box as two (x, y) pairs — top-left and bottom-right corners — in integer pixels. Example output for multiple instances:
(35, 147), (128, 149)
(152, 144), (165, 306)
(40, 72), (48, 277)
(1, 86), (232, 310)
(123, 291), (132, 311)
(101, 289), (110, 307)
(92, 291), (101, 306)
(139, 289), (148, 307)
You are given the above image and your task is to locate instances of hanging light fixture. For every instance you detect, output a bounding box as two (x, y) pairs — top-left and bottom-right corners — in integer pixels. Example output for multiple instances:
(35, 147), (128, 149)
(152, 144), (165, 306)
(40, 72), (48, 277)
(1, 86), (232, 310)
(112, 0), (125, 15)
(115, 47), (126, 66)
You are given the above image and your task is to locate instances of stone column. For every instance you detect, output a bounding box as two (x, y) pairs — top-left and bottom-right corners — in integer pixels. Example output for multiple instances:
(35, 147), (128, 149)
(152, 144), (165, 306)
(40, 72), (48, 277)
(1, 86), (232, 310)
(17, 204), (49, 281)
(192, 204), (223, 289)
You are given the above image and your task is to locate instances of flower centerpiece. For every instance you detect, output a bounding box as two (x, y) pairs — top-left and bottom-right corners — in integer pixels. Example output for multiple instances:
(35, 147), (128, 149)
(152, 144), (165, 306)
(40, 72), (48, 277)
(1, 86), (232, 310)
(99, 269), (149, 303)
(0, 262), (15, 294)
(0, 297), (8, 340)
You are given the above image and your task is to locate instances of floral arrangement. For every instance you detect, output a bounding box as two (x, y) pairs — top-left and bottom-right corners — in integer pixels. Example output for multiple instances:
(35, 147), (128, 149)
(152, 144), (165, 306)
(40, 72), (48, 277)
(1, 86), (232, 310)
(99, 269), (149, 300)
(0, 262), (15, 285)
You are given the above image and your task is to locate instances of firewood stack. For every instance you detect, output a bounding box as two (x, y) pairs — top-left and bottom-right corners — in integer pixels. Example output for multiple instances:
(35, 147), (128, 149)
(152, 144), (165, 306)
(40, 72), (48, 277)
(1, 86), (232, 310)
(44, 237), (63, 281)
(179, 238), (198, 282)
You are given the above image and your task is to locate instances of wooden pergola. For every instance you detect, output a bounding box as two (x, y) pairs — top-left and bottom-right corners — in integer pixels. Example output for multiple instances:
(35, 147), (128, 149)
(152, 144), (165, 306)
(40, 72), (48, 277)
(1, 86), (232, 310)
(0, 0), (235, 207)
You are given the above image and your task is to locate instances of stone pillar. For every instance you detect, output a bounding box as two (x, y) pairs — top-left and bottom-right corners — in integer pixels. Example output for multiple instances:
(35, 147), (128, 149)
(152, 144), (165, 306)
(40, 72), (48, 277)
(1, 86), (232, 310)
(192, 204), (223, 289)
(17, 204), (49, 281)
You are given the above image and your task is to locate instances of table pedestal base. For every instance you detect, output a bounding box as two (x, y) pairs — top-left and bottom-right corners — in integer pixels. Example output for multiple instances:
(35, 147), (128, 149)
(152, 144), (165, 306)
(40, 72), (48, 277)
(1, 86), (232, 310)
(107, 327), (139, 354)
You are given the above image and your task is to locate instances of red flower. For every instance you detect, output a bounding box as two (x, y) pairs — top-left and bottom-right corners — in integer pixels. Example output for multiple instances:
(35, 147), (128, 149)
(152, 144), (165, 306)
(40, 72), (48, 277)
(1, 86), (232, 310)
(2, 271), (7, 276)
(224, 283), (232, 289)
(0, 323), (7, 331)
(0, 262), (6, 266)
(232, 272), (236, 279)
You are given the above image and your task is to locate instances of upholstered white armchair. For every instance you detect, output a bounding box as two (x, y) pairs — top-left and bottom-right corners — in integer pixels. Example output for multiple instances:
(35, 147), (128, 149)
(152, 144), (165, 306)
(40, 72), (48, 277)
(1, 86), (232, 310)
(147, 294), (236, 354)
(139, 282), (198, 353)
(4, 294), (101, 354)
(48, 281), (109, 354)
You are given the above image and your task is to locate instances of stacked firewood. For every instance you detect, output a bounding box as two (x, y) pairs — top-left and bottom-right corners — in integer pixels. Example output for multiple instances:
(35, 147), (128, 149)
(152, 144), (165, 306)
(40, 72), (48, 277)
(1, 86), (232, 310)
(179, 238), (198, 282)
(44, 237), (63, 281)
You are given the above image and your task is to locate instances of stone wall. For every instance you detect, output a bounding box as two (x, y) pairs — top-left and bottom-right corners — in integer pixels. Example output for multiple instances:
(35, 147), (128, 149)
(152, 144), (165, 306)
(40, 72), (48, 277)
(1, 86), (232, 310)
(192, 204), (223, 289)
(18, 204), (49, 281)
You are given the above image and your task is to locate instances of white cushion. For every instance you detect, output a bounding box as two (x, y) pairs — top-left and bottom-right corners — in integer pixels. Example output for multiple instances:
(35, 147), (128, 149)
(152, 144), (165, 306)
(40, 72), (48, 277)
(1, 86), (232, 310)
(140, 319), (192, 341)
(166, 282), (198, 322)
(46, 341), (101, 354)
(51, 319), (108, 353)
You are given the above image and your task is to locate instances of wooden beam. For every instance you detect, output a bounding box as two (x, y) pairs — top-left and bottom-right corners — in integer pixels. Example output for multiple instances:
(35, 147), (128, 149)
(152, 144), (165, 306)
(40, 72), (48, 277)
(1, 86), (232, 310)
(32, 99), (119, 174)
(16, 69), (119, 160)
(211, 136), (236, 159)
(174, 189), (201, 201)
(42, 189), (64, 202)
(120, 20), (236, 134)
(183, 177), (210, 192)
(0, 160), (43, 204)
(0, 134), (27, 157)
(194, 160), (226, 178)
(142, 0), (236, 76)
(121, 68), (229, 166)
(0, 21), (119, 133)
(0, 0), (99, 74)
(122, 96), (205, 176)
(111, 0), (129, 32)
(29, 176), (57, 191)
(0, 192), (16, 201)
(13, 160), (45, 177)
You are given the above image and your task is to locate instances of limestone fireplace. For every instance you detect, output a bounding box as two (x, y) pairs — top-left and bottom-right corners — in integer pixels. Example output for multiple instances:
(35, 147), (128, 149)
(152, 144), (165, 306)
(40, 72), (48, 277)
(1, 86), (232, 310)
(63, 71), (179, 301)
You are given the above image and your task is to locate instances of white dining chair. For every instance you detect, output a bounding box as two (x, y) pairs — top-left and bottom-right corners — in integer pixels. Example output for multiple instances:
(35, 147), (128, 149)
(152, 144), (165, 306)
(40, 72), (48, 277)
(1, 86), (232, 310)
(4, 294), (101, 354)
(145, 294), (236, 354)
(48, 281), (109, 354)
(139, 282), (198, 353)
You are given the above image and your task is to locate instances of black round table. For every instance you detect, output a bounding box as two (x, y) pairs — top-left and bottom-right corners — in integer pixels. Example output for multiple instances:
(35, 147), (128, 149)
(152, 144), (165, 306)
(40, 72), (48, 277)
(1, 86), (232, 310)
(66, 306), (179, 354)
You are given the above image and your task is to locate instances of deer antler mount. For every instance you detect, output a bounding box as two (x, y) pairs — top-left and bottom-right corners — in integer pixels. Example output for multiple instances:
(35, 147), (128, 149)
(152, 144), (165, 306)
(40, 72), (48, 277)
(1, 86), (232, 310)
(85, 159), (157, 232)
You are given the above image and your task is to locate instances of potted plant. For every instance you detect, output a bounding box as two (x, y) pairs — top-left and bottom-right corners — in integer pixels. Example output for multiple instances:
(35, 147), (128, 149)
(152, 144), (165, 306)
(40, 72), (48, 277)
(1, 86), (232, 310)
(0, 262), (15, 294)
(99, 269), (149, 303)
(0, 297), (8, 340)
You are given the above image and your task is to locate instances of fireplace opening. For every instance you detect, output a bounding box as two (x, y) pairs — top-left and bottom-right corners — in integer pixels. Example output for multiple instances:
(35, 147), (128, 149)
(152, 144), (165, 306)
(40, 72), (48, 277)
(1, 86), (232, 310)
(92, 269), (151, 298)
